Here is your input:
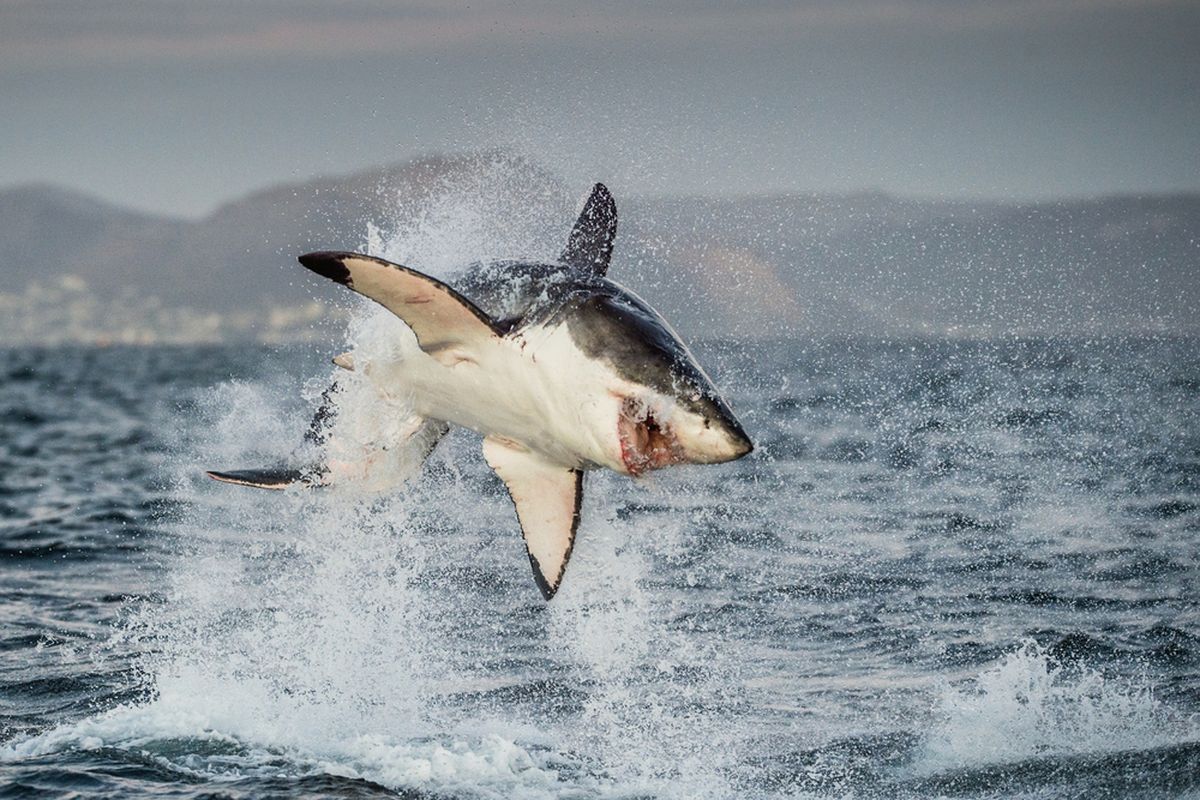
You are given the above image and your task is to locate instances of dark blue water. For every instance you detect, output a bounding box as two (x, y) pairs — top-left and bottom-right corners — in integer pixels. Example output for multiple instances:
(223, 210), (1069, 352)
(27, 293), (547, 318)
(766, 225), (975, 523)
(2, 337), (1198, 799)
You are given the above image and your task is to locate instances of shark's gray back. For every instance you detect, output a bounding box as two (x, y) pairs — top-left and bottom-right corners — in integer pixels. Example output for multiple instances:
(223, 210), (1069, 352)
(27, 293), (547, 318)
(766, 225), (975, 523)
(452, 258), (737, 424)
(449, 182), (620, 331)
(452, 259), (582, 332)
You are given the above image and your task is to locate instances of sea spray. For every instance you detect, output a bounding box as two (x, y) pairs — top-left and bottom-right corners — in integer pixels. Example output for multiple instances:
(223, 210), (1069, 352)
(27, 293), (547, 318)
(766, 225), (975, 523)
(547, 478), (746, 799)
(373, 154), (568, 276)
(79, 360), (574, 795)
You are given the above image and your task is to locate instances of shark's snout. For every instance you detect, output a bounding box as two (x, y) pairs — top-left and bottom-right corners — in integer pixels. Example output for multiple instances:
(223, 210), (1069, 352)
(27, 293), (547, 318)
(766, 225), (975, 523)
(716, 413), (754, 461)
(682, 402), (753, 465)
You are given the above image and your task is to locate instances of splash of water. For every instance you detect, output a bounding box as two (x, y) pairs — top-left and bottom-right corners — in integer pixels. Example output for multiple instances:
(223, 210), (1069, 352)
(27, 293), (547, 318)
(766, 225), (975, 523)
(916, 640), (1199, 772)
(370, 153), (570, 276)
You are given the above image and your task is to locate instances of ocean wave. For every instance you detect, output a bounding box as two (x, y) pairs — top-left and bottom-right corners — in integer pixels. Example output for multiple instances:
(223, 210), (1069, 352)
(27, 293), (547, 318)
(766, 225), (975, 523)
(915, 641), (1200, 773)
(1, 701), (566, 799)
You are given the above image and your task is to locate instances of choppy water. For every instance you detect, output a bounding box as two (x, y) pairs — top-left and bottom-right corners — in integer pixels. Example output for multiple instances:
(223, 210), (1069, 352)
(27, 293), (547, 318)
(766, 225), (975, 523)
(2, 332), (1198, 799)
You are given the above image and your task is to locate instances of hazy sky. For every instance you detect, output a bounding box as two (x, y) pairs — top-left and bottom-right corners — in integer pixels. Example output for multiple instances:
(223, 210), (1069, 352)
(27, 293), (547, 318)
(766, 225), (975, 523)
(2, 0), (1198, 216)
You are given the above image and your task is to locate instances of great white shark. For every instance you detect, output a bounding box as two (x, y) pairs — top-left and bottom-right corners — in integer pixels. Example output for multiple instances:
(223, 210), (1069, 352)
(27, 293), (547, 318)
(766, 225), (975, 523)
(208, 184), (753, 598)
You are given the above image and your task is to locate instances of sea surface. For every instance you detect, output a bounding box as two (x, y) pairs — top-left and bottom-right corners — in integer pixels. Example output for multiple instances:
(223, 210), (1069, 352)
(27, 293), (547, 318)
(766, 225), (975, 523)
(1, 334), (1198, 799)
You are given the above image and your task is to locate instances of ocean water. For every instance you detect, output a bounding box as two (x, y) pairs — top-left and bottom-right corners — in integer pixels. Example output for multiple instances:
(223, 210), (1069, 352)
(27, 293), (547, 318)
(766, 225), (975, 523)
(3, 164), (1200, 797)
(1, 333), (1198, 799)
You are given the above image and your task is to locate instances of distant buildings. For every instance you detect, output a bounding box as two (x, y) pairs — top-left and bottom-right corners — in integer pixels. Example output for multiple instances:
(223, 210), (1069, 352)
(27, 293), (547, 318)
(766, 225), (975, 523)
(0, 274), (338, 345)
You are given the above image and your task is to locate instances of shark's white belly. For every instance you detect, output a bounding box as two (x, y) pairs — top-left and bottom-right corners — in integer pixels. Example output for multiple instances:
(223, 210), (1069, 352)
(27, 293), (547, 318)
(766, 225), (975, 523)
(374, 321), (626, 471)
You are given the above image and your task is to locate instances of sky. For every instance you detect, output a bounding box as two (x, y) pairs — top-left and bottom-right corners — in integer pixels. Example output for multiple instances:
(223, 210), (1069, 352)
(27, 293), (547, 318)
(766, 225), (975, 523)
(1, 0), (1198, 217)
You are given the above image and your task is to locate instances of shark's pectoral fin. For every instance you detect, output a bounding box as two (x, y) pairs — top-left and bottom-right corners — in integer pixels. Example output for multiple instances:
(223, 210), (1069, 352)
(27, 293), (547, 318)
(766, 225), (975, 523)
(299, 251), (501, 364)
(205, 466), (326, 490)
(560, 183), (617, 276)
(483, 437), (583, 600)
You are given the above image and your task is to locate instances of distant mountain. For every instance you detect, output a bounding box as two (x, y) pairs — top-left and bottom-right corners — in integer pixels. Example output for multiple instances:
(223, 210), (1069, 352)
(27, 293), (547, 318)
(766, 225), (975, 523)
(0, 183), (185, 294)
(625, 192), (1200, 338)
(1, 154), (1197, 344)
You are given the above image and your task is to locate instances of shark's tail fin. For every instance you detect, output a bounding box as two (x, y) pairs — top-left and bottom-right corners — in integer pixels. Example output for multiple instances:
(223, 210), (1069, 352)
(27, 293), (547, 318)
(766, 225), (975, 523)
(205, 369), (448, 492)
(205, 466), (325, 490)
(204, 380), (340, 491)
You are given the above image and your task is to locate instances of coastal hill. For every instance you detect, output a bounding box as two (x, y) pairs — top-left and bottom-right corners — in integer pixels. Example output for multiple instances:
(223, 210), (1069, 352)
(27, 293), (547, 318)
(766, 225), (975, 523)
(1, 154), (1196, 344)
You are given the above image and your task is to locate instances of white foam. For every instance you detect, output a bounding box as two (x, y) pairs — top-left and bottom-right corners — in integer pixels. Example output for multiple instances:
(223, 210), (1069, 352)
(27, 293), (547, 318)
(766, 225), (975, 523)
(372, 154), (568, 277)
(2, 695), (566, 798)
(916, 640), (1200, 772)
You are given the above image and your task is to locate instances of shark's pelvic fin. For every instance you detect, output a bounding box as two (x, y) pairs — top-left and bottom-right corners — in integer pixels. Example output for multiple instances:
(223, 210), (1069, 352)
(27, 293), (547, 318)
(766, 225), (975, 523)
(483, 436), (583, 600)
(560, 182), (617, 277)
(299, 252), (502, 365)
(317, 418), (448, 489)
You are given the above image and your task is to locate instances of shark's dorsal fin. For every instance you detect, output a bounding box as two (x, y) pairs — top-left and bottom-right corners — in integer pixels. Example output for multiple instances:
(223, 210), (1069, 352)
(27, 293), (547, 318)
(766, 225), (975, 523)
(483, 436), (583, 600)
(560, 183), (617, 276)
(300, 252), (501, 364)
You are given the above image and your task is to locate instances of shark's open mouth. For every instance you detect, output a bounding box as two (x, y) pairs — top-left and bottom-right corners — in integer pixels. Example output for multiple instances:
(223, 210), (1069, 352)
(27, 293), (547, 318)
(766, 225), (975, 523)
(618, 396), (682, 476)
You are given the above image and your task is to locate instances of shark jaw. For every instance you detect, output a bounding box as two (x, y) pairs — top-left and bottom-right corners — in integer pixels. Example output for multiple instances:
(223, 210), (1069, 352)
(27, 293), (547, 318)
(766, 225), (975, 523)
(617, 395), (683, 476)
(616, 392), (754, 477)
